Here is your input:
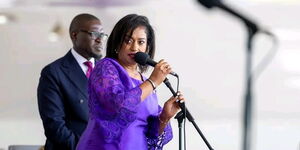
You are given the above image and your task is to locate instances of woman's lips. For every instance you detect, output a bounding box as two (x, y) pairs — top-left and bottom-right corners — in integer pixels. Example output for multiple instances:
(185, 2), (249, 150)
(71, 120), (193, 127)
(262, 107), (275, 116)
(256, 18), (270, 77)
(128, 53), (136, 59)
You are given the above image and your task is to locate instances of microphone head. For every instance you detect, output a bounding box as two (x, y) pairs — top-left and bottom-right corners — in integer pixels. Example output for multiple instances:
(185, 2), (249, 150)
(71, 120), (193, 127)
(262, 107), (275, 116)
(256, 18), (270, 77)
(134, 52), (149, 66)
(197, 0), (221, 9)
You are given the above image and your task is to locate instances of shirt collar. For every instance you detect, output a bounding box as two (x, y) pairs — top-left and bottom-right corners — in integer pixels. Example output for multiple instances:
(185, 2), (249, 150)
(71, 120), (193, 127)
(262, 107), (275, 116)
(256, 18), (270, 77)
(71, 48), (95, 67)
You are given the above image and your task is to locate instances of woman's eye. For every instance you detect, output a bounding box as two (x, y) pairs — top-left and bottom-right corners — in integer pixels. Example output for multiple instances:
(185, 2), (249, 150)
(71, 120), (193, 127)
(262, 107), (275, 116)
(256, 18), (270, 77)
(139, 41), (145, 45)
(125, 39), (132, 44)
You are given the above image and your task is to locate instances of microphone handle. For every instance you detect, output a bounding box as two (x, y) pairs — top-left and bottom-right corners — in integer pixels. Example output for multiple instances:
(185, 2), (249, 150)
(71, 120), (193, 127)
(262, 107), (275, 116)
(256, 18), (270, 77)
(147, 59), (178, 77)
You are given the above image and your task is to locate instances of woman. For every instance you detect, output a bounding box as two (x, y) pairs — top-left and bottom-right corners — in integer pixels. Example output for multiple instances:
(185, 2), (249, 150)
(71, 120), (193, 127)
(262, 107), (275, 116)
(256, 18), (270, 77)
(77, 14), (185, 150)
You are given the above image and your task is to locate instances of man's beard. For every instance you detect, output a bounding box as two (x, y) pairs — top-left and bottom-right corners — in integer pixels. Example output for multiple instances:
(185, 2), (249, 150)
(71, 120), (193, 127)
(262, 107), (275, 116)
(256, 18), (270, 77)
(92, 52), (103, 61)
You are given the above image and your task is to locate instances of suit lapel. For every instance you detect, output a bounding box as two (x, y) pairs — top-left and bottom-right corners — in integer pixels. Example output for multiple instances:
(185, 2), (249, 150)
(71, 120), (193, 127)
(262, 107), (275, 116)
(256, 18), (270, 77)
(61, 51), (88, 98)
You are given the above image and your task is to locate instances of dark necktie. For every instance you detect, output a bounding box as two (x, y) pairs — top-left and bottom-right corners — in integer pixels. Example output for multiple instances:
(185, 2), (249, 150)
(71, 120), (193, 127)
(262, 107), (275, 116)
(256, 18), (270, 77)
(83, 61), (93, 78)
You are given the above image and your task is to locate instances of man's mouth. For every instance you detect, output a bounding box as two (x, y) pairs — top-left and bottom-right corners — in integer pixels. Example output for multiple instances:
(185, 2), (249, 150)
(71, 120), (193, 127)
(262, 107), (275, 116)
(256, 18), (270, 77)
(95, 46), (103, 51)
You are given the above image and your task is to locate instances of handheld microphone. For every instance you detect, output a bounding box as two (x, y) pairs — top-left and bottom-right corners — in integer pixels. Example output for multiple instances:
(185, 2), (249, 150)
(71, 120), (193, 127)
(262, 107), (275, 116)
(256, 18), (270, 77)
(134, 52), (178, 77)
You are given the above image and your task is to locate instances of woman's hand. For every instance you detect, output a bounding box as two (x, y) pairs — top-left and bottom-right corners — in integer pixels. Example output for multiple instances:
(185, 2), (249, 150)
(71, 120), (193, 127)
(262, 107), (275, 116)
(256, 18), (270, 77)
(148, 59), (173, 87)
(158, 92), (185, 134)
(139, 60), (173, 101)
(160, 92), (185, 124)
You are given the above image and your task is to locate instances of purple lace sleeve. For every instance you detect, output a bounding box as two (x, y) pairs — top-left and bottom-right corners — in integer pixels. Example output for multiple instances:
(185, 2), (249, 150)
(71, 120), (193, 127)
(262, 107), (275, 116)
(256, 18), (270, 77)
(146, 106), (173, 149)
(88, 58), (142, 143)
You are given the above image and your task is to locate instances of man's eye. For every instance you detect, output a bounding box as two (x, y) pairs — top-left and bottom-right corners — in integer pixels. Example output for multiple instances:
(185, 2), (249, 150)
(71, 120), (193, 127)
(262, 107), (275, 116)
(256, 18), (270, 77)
(91, 32), (98, 37)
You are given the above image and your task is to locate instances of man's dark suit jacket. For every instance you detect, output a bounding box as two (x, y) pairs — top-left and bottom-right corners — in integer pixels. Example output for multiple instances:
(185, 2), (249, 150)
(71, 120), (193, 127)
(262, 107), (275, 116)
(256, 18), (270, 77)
(37, 51), (89, 150)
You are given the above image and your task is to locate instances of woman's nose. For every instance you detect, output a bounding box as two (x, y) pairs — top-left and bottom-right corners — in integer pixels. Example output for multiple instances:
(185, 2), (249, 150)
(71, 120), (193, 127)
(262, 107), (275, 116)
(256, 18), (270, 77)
(131, 43), (138, 51)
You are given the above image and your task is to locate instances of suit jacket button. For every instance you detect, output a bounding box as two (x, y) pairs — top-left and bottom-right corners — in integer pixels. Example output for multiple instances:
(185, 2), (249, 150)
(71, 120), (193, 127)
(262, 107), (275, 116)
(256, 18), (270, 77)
(80, 99), (84, 103)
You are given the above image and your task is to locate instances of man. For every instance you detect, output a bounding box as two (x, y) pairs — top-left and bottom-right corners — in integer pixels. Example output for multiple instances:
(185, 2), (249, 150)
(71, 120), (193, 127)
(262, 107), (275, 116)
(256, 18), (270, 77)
(37, 13), (107, 150)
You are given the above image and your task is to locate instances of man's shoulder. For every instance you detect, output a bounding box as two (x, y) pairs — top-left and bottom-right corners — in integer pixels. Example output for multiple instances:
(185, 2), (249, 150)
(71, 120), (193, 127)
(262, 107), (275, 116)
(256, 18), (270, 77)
(41, 52), (70, 74)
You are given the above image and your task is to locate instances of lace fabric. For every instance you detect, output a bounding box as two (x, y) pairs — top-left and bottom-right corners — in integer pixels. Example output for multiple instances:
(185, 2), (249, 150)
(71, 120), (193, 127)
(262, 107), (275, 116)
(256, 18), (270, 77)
(146, 108), (173, 150)
(88, 58), (142, 143)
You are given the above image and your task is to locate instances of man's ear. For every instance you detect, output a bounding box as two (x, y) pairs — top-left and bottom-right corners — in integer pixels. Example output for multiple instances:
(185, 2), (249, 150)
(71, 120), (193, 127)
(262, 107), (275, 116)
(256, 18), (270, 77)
(71, 32), (77, 40)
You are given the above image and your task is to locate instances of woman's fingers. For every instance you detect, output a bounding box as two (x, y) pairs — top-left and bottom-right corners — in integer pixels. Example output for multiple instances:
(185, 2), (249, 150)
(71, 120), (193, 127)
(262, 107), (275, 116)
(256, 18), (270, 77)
(157, 59), (173, 74)
(149, 59), (172, 86)
(175, 91), (185, 103)
(167, 92), (185, 103)
(166, 96), (176, 103)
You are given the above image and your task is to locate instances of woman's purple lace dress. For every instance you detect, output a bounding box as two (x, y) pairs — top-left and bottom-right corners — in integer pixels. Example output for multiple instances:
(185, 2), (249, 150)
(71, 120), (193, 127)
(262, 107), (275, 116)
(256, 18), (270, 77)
(76, 58), (173, 150)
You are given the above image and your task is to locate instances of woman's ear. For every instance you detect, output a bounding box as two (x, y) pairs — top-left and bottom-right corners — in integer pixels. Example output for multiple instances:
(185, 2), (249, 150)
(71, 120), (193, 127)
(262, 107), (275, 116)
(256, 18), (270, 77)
(146, 46), (150, 53)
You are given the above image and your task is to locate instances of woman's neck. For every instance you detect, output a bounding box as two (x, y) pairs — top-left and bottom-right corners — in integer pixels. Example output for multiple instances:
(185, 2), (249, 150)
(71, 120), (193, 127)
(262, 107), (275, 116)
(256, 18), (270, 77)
(126, 66), (141, 80)
(118, 61), (141, 80)
(124, 65), (137, 74)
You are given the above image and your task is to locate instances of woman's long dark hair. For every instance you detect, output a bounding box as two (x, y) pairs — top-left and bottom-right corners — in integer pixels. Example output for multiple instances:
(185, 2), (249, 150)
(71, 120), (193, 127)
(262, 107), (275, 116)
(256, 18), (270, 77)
(106, 14), (155, 73)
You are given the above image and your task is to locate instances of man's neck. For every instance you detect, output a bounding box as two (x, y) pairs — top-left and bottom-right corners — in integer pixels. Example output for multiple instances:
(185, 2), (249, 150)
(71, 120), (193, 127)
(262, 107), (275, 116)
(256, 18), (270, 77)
(73, 48), (90, 60)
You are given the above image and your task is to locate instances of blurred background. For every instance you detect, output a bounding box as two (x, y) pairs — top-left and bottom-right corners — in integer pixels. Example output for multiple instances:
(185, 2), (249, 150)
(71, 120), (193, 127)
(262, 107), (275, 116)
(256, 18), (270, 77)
(0, 0), (300, 150)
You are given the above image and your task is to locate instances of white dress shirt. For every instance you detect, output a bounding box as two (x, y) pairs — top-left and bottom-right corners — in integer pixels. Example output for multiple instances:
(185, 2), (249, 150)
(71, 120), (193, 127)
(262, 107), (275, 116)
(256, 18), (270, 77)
(71, 48), (95, 75)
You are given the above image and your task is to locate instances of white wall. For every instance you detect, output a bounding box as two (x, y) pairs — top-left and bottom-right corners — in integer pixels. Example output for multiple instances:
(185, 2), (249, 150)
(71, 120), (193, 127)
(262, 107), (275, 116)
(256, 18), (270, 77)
(0, 0), (300, 150)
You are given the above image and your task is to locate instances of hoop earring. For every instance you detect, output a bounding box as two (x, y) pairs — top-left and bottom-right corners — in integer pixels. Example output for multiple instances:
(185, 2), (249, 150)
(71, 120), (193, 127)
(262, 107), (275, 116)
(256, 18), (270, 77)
(115, 49), (118, 54)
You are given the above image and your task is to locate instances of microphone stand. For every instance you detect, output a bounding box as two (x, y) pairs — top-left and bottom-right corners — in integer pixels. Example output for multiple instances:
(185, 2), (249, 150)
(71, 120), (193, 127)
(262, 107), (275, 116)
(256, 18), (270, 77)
(218, 3), (259, 150)
(163, 78), (214, 150)
(195, 1), (265, 149)
(174, 111), (184, 150)
(243, 22), (257, 150)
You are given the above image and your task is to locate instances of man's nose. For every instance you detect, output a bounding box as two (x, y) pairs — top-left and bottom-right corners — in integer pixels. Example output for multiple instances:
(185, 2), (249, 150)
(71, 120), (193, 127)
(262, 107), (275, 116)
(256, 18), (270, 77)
(95, 37), (102, 43)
